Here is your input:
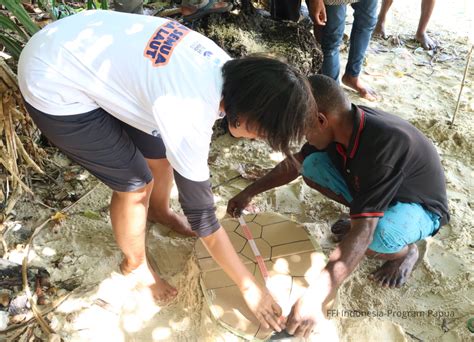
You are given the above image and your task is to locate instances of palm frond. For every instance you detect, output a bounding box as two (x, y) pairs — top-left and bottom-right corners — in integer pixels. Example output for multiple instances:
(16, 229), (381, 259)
(0, 0), (40, 36)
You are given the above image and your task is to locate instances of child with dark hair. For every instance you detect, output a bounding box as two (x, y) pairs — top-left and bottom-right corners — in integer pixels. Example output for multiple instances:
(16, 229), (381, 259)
(228, 74), (449, 338)
(19, 10), (314, 331)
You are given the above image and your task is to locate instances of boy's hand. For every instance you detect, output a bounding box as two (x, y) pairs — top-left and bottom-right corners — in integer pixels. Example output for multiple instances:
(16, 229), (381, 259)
(240, 281), (284, 332)
(227, 190), (254, 217)
(307, 0), (327, 25)
(286, 272), (337, 337)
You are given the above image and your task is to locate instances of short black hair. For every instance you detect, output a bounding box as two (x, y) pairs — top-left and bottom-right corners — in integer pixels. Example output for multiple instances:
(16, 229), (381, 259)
(222, 57), (316, 155)
(307, 74), (351, 115)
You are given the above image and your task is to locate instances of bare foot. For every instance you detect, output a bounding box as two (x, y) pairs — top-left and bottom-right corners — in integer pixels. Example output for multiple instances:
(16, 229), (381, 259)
(415, 31), (437, 50)
(331, 218), (351, 242)
(120, 259), (178, 301)
(148, 209), (197, 237)
(342, 74), (378, 101)
(369, 244), (419, 288)
(373, 21), (387, 39)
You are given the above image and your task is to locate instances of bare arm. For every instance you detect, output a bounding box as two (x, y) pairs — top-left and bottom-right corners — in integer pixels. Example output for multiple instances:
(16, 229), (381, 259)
(286, 217), (379, 337)
(227, 153), (303, 216)
(324, 217), (378, 287)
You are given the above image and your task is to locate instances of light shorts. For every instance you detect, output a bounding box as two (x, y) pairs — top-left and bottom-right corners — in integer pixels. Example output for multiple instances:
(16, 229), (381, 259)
(301, 152), (440, 254)
(25, 102), (166, 192)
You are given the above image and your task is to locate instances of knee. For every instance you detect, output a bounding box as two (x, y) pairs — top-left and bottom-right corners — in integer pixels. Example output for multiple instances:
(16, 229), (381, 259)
(301, 155), (318, 183)
(113, 179), (154, 202)
(354, 2), (378, 28)
(321, 35), (343, 53)
(368, 222), (406, 255)
(302, 175), (318, 189)
(301, 153), (331, 184)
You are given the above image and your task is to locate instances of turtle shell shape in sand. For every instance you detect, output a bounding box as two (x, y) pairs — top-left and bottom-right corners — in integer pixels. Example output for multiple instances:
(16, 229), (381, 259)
(195, 213), (326, 341)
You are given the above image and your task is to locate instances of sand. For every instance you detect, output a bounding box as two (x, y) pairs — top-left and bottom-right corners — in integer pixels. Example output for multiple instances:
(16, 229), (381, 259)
(3, 0), (473, 341)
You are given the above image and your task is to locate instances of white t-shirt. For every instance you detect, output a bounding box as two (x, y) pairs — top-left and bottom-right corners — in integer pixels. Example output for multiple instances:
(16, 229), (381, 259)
(18, 10), (231, 182)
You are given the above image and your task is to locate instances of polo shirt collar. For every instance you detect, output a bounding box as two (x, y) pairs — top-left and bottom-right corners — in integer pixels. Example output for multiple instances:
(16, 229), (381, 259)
(336, 104), (366, 159)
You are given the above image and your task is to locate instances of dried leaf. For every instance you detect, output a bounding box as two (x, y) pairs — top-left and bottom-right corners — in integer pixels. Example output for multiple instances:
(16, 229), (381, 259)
(394, 70), (405, 78)
(82, 210), (101, 220)
(50, 212), (67, 223)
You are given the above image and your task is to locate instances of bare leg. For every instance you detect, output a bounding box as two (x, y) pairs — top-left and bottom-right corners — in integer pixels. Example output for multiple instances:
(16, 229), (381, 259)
(367, 244), (419, 287)
(373, 0), (394, 38)
(145, 158), (196, 237)
(330, 218), (420, 287)
(302, 176), (354, 241)
(416, 0), (437, 50)
(110, 183), (178, 301)
(341, 74), (378, 101)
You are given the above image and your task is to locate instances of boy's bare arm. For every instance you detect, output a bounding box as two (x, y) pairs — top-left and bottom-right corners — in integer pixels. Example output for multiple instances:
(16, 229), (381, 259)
(227, 152), (303, 216)
(286, 217), (379, 337)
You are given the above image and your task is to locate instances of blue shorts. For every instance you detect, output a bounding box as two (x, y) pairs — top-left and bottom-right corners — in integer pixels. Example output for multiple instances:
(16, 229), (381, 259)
(301, 152), (440, 254)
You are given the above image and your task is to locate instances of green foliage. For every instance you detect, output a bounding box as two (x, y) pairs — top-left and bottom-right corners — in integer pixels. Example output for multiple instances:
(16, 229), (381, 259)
(0, 34), (23, 59)
(0, 0), (40, 36)
(37, 0), (77, 20)
(0, 12), (29, 40)
(0, 0), (39, 59)
(0, 0), (109, 59)
(87, 0), (109, 10)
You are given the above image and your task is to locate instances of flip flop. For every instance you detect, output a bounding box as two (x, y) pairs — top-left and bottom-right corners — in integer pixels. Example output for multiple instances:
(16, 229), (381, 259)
(183, 0), (233, 21)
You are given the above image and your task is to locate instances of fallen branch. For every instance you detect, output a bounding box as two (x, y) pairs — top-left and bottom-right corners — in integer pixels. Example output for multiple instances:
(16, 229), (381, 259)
(0, 157), (32, 195)
(405, 331), (424, 342)
(0, 280), (96, 335)
(18, 183), (100, 336)
(14, 131), (44, 174)
(451, 44), (473, 126)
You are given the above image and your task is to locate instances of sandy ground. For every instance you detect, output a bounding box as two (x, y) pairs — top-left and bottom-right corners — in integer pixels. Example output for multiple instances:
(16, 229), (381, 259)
(3, 0), (473, 341)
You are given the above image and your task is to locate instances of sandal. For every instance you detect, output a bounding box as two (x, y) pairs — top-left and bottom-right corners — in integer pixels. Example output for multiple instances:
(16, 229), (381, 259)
(183, 0), (233, 21)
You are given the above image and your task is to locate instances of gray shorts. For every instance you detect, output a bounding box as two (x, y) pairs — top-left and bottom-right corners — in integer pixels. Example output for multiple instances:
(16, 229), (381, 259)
(25, 102), (165, 192)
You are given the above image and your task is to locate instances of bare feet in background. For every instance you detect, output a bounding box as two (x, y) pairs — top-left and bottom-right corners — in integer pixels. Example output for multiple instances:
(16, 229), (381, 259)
(373, 21), (388, 39)
(342, 74), (378, 101)
(374, 23), (438, 50)
(415, 31), (437, 50)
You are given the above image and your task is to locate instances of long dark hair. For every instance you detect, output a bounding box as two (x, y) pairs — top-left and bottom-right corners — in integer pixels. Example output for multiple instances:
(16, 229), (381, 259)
(222, 57), (316, 155)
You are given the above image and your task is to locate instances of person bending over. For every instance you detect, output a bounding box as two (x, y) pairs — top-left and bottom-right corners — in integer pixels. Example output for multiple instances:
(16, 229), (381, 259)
(227, 74), (449, 338)
(19, 10), (315, 332)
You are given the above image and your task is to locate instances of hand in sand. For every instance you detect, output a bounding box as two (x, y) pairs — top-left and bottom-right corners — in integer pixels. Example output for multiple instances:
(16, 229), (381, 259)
(240, 281), (284, 332)
(227, 190), (254, 217)
(286, 287), (328, 338)
(121, 259), (178, 301)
